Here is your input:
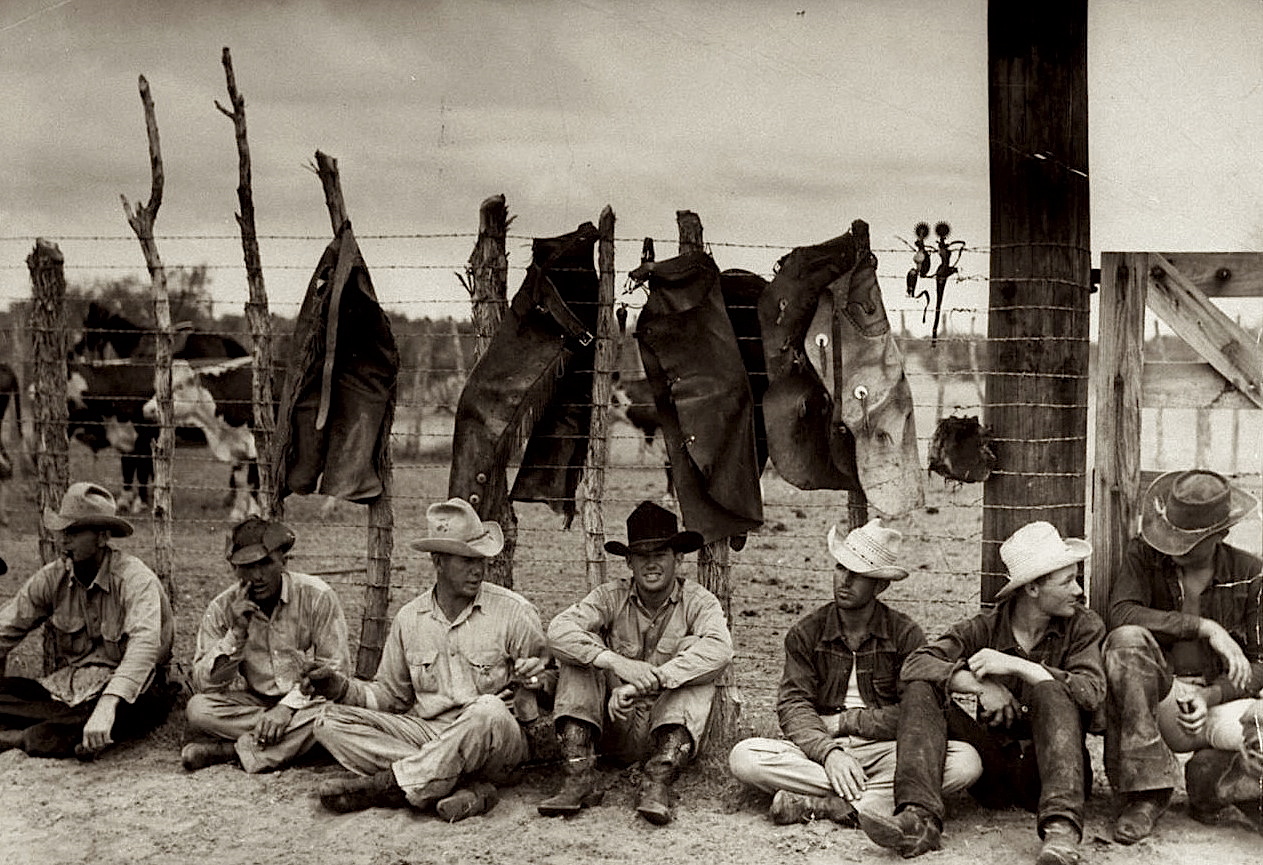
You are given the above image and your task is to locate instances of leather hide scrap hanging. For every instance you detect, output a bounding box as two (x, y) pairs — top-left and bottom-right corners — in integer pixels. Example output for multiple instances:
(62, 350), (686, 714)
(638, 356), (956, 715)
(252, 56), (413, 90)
(273, 220), (400, 503)
(449, 222), (600, 525)
(630, 251), (763, 545)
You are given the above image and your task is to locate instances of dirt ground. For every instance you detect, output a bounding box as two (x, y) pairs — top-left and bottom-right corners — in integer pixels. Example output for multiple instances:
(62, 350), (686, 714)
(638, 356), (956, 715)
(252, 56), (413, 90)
(2, 429), (1261, 864)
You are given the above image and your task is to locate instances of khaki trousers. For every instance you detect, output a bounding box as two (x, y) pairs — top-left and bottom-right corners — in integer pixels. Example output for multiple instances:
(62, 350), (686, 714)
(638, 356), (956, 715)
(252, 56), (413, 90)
(185, 691), (324, 774)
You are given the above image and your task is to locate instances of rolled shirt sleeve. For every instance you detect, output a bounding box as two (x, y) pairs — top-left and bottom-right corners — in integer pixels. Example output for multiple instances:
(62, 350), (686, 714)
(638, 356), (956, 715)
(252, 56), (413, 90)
(549, 584), (620, 667)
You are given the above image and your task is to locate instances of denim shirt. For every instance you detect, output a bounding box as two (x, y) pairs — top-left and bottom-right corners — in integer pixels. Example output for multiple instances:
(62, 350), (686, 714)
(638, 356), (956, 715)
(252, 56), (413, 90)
(777, 600), (925, 763)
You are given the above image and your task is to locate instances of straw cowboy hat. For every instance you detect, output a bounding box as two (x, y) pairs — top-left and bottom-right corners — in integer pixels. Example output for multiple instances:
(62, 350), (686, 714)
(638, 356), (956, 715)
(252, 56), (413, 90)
(409, 497), (504, 558)
(42, 482), (134, 538)
(826, 518), (909, 581)
(1141, 470), (1258, 556)
(995, 521), (1091, 600)
(604, 500), (703, 558)
(226, 516), (297, 566)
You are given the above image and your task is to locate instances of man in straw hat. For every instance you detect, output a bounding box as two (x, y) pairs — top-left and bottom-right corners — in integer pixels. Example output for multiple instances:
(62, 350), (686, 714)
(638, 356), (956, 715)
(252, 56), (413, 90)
(857, 520), (1105, 865)
(0, 481), (174, 758)
(728, 518), (982, 827)
(538, 500), (733, 825)
(304, 497), (550, 822)
(1102, 469), (1263, 842)
(180, 516), (350, 772)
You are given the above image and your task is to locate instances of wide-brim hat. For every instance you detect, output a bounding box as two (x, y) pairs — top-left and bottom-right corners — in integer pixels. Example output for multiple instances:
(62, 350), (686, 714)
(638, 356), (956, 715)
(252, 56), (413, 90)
(43, 481), (133, 537)
(1140, 470), (1258, 556)
(605, 500), (703, 557)
(410, 497), (504, 558)
(995, 521), (1091, 600)
(762, 371), (858, 491)
(827, 517), (908, 580)
(226, 516), (296, 566)
(0, 556), (6, 576)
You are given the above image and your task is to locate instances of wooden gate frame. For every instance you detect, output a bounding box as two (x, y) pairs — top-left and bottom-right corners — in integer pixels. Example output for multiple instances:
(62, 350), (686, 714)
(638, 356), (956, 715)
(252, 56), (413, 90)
(1090, 251), (1263, 612)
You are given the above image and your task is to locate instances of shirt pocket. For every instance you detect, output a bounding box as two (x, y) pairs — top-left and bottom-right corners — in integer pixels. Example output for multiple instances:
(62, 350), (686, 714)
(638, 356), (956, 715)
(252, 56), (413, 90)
(407, 648), (441, 694)
(97, 604), (127, 663)
(49, 609), (92, 660)
(649, 633), (695, 667)
(867, 650), (901, 703)
(465, 649), (509, 695)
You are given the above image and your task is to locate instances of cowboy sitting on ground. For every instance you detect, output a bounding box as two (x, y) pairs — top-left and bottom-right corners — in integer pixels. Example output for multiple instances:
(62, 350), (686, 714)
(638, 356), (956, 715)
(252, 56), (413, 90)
(181, 516), (350, 772)
(857, 521), (1105, 865)
(538, 500), (733, 826)
(0, 482), (174, 758)
(728, 518), (982, 827)
(1103, 469), (1263, 842)
(304, 497), (550, 822)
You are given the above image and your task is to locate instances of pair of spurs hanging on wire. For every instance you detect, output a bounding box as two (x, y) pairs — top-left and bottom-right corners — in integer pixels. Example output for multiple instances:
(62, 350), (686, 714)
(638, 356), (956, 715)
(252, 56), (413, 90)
(903, 221), (965, 345)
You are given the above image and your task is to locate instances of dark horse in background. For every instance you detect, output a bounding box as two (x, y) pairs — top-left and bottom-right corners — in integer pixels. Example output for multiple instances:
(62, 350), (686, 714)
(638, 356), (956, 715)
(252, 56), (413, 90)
(68, 301), (248, 514)
(0, 361), (21, 524)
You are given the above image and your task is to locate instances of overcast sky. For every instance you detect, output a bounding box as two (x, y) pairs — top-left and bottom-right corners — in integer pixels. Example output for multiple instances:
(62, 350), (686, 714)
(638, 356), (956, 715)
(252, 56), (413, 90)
(2, 0), (1261, 325)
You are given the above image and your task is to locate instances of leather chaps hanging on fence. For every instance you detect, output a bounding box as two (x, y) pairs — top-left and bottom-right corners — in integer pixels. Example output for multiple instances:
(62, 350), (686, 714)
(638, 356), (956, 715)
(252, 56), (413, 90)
(449, 222), (600, 526)
(630, 251), (763, 546)
(758, 220), (923, 516)
(273, 221), (400, 503)
(720, 269), (770, 474)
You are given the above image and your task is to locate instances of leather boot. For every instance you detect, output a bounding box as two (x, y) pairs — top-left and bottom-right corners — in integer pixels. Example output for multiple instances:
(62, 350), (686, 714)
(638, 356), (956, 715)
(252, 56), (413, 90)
(180, 740), (238, 771)
(1036, 818), (1082, 865)
(318, 769), (409, 813)
(636, 725), (693, 826)
(1186, 748), (1263, 823)
(857, 804), (942, 858)
(538, 719), (604, 817)
(435, 782), (499, 822)
(769, 790), (857, 826)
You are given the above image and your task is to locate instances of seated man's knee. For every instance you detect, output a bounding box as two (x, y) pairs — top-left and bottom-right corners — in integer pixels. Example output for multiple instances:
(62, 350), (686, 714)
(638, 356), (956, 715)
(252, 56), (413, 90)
(946, 742), (984, 787)
(727, 738), (767, 783)
(1103, 624), (1156, 656)
(184, 693), (215, 731)
(467, 693), (515, 724)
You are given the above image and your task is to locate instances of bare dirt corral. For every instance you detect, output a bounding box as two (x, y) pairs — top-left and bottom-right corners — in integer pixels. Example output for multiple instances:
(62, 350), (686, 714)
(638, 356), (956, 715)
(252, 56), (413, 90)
(1, 432), (1261, 865)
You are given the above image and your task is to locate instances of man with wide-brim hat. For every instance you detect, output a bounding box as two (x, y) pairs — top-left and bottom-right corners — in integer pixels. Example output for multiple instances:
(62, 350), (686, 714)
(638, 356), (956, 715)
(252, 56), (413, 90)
(858, 521), (1104, 865)
(1104, 469), (1263, 844)
(729, 519), (982, 830)
(306, 497), (548, 823)
(0, 482), (174, 758)
(539, 500), (733, 825)
(181, 516), (350, 773)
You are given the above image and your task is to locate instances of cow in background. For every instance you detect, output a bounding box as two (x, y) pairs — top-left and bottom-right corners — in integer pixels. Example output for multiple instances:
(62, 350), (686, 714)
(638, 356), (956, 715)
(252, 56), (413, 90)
(609, 370), (674, 498)
(0, 362), (22, 524)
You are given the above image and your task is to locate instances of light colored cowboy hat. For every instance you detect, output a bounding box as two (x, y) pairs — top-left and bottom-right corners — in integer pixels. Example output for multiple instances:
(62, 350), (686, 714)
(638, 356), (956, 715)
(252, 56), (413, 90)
(225, 516), (297, 566)
(42, 482), (134, 537)
(604, 500), (703, 557)
(826, 517), (909, 581)
(1140, 470), (1258, 556)
(995, 521), (1091, 600)
(410, 497), (504, 558)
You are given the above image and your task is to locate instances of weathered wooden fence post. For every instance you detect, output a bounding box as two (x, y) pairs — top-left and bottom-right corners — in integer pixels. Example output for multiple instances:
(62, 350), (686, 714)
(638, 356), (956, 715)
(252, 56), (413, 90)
(463, 194), (516, 588)
(313, 150), (395, 678)
(121, 74), (176, 603)
(217, 46), (276, 518)
(582, 205), (616, 589)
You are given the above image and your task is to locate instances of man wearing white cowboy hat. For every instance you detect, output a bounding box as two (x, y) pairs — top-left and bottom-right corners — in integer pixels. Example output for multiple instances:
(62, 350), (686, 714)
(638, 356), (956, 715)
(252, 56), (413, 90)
(0, 481), (174, 758)
(858, 520), (1105, 865)
(728, 518), (982, 828)
(1103, 469), (1263, 843)
(181, 516), (350, 773)
(539, 500), (733, 825)
(305, 497), (549, 822)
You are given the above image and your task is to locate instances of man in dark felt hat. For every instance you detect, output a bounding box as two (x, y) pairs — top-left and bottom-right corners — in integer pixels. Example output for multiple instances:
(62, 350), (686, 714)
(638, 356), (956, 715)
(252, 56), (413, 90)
(0, 482), (174, 758)
(181, 516), (350, 772)
(304, 498), (550, 822)
(1103, 469), (1263, 843)
(538, 500), (734, 825)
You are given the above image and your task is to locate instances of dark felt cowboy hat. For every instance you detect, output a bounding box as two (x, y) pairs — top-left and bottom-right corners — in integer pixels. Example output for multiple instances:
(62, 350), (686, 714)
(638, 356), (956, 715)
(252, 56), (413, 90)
(42, 482), (134, 537)
(410, 497), (504, 558)
(605, 500), (703, 557)
(1141, 470), (1257, 556)
(226, 516), (297, 566)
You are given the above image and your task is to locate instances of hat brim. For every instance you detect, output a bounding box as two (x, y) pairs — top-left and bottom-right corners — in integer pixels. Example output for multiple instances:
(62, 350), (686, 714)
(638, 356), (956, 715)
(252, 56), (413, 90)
(43, 508), (134, 538)
(827, 528), (909, 581)
(994, 538), (1091, 600)
(410, 521), (504, 558)
(228, 538), (295, 566)
(605, 530), (704, 558)
(1139, 471), (1258, 556)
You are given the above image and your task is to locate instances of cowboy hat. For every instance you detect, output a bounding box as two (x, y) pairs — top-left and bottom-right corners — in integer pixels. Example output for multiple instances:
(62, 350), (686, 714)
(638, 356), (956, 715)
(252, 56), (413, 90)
(995, 521), (1091, 600)
(605, 500), (703, 557)
(226, 516), (296, 566)
(42, 482), (133, 537)
(1141, 470), (1258, 556)
(410, 497), (504, 558)
(827, 518), (909, 581)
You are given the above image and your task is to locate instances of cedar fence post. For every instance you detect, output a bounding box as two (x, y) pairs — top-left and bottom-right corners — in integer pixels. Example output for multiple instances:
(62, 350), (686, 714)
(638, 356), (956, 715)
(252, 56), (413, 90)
(676, 209), (742, 748)
(462, 194), (516, 588)
(582, 205), (616, 588)
(120, 75), (176, 603)
(313, 151), (395, 678)
(217, 46), (276, 518)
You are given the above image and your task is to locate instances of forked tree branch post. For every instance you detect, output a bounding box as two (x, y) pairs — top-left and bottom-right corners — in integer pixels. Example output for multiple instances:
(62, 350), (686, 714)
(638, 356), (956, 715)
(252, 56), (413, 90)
(217, 46), (276, 518)
(581, 205), (616, 588)
(121, 74), (176, 603)
(313, 150), (395, 678)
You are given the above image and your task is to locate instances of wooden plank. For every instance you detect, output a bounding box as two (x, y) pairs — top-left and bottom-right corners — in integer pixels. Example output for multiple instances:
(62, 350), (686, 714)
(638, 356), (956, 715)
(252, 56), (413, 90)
(1091, 253), (1146, 614)
(1147, 254), (1263, 409)
(1142, 361), (1258, 410)
(1157, 252), (1263, 298)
